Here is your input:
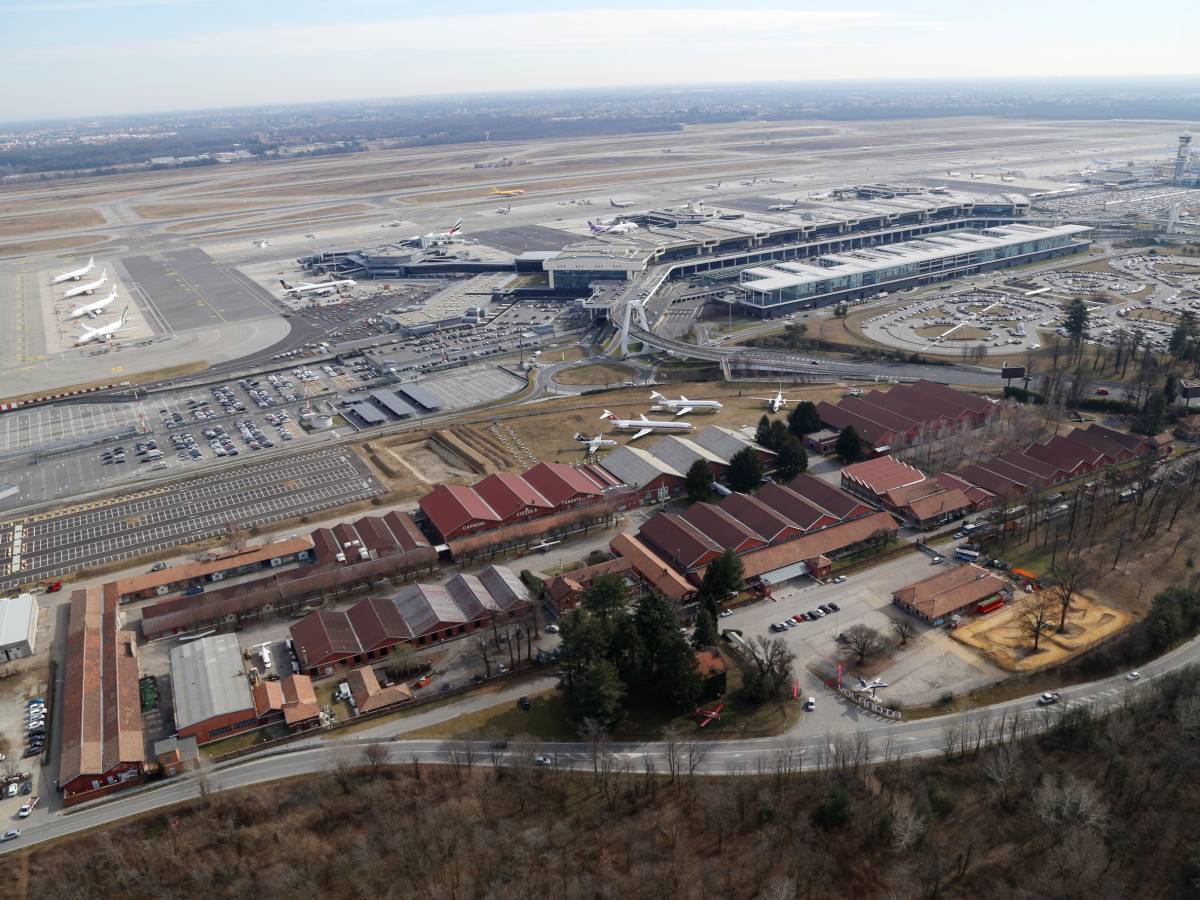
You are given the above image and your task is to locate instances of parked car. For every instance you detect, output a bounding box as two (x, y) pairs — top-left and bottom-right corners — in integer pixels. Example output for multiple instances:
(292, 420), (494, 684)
(544, 624), (560, 634)
(804, 697), (816, 711)
(827, 602), (841, 612)
(833, 575), (847, 584)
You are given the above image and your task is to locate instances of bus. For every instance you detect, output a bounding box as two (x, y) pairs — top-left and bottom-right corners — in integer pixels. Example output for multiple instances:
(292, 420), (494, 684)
(955, 548), (982, 562)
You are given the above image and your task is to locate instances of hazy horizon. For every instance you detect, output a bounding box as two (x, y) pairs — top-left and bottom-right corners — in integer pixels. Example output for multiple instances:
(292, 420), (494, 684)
(3, 0), (1199, 122)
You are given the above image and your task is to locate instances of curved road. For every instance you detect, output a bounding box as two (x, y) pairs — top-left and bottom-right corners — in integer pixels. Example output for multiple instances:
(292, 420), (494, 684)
(4, 627), (1196, 855)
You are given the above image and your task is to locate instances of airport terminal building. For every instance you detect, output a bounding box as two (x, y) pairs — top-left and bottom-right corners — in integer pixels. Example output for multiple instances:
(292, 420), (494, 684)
(737, 224), (1093, 316)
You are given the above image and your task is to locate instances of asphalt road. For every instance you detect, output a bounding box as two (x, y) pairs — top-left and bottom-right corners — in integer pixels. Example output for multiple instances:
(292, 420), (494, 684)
(4, 626), (1197, 856)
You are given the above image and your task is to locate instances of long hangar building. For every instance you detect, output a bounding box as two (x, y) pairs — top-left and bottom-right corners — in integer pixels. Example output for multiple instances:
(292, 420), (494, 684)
(300, 187), (1090, 316)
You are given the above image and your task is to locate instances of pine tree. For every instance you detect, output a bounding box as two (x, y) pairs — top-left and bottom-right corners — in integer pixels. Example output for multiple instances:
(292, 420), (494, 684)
(774, 434), (808, 481)
(754, 415), (775, 449)
(835, 425), (865, 464)
(727, 447), (764, 492)
(685, 458), (715, 503)
(692, 608), (719, 648)
(788, 400), (822, 437)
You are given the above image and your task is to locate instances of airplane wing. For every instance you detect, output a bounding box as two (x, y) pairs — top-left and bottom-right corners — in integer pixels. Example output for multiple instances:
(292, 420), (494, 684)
(630, 428), (652, 441)
(674, 407), (694, 417)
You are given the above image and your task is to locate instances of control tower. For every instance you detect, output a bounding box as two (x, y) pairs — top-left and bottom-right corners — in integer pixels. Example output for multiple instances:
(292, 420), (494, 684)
(1174, 132), (1193, 184)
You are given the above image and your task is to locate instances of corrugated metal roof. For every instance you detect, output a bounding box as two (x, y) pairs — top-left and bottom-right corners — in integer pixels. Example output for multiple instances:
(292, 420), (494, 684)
(649, 436), (725, 474)
(0, 593), (35, 648)
(601, 446), (683, 489)
(691, 425), (773, 464)
(169, 633), (254, 731)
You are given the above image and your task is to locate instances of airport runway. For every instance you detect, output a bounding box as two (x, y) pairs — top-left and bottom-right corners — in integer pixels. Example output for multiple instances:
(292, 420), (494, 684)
(0, 447), (380, 591)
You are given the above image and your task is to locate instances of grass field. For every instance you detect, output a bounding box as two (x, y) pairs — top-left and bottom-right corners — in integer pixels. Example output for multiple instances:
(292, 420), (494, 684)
(554, 362), (639, 386)
(0, 208), (105, 236)
(0, 233), (109, 257)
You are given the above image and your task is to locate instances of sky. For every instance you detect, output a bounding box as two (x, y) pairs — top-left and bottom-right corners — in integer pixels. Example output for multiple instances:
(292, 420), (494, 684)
(2, 0), (1198, 121)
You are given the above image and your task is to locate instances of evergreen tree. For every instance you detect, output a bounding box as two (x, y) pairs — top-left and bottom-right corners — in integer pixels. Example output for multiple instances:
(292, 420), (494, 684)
(685, 458), (715, 503)
(699, 548), (745, 610)
(787, 400), (822, 437)
(627, 593), (701, 711)
(727, 447), (764, 492)
(581, 572), (628, 626)
(570, 658), (624, 725)
(1165, 372), (1179, 405)
(692, 608), (719, 648)
(774, 434), (808, 481)
(769, 419), (790, 452)
(754, 414), (775, 449)
(835, 425), (865, 464)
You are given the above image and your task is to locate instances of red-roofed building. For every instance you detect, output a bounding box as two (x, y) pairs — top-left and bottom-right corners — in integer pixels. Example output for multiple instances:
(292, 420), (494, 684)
(785, 473), (874, 521)
(522, 461), (605, 509)
(716, 493), (805, 544)
(474, 472), (554, 522)
(960, 463), (1027, 499)
(681, 502), (768, 554)
(59, 587), (145, 807)
(291, 610), (363, 677)
(816, 401), (898, 450)
(840, 455), (926, 504)
(418, 483), (502, 542)
(934, 472), (996, 510)
(346, 596), (413, 659)
(755, 483), (840, 532)
(609, 533), (696, 602)
(639, 513), (724, 572)
(883, 481), (972, 529)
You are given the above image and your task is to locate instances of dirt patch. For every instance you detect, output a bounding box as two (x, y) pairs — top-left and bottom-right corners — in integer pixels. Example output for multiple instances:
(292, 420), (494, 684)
(554, 362), (639, 386)
(0, 234), (109, 257)
(953, 592), (1132, 672)
(0, 208), (105, 237)
(393, 440), (477, 485)
(0, 361), (208, 405)
(132, 200), (267, 219)
(251, 203), (374, 227)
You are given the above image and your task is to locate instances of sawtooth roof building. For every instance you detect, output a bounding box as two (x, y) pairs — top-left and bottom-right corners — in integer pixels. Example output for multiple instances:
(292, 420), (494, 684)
(816, 380), (996, 453)
(290, 564), (531, 677)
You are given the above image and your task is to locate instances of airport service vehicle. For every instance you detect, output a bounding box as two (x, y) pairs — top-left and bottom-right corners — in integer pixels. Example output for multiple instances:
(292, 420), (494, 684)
(279, 277), (357, 297)
(600, 410), (694, 441)
(51, 257), (95, 284)
(587, 219), (638, 235)
(62, 270), (108, 300)
(75, 306), (130, 346)
(68, 286), (117, 319)
(648, 391), (723, 417)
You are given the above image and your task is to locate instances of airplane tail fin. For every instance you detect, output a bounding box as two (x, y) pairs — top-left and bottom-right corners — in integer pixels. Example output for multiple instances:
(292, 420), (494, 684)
(449, 219), (463, 234)
(600, 410), (616, 420)
(279, 279), (293, 289)
(120, 305), (129, 325)
(649, 390), (664, 401)
(573, 432), (585, 441)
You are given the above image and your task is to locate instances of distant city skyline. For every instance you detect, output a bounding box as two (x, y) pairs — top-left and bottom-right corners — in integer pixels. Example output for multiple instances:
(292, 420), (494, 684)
(3, 0), (1199, 121)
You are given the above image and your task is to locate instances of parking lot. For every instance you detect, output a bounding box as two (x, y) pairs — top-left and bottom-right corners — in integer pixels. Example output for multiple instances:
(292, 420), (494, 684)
(0, 402), (142, 457)
(0, 448), (381, 591)
(720, 550), (1005, 712)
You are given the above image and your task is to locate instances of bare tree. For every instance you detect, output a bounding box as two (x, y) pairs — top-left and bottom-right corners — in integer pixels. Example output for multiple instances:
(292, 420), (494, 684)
(980, 744), (1021, 808)
(1018, 592), (1059, 653)
(1048, 552), (1089, 633)
(890, 793), (925, 850)
(889, 617), (918, 647)
(362, 741), (389, 777)
(473, 637), (494, 678)
(842, 623), (886, 666)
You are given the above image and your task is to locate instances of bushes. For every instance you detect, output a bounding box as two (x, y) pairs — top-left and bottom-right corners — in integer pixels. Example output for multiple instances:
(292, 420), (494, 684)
(519, 569), (544, 598)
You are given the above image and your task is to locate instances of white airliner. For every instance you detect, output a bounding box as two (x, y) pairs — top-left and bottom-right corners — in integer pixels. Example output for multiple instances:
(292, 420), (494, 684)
(600, 410), (694, 441)
(588, 220), (638, 235)
(279, 277), (357, 297)
(750, 386), (795, 413)
(51, 257), (95, 284)
(62, 270), (107, 299)
(610, 198), (634, 208)
(648, 390), (723, 417)
(704, 181), (723, 190)
(573, 432), (618, 456)
(412, 219), (464, 245)
(68, 286), (117, 319)
(76, 306), (130, 345)
(768, 202), (798, 211)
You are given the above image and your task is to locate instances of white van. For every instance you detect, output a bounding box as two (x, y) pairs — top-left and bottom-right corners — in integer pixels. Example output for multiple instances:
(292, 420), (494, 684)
(804, 697), (816, 711)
